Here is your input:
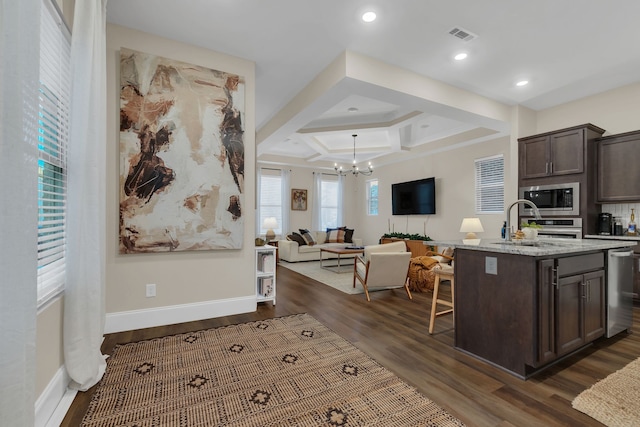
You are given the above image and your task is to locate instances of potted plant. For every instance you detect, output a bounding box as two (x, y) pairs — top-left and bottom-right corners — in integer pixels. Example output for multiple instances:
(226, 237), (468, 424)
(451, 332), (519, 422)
(380, 232), (432, 242)
(520, 221), (542, 240)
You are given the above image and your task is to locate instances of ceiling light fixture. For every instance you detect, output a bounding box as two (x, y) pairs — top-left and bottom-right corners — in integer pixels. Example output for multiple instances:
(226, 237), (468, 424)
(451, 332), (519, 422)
(454, 52), (468, 61)
(362, 11), (377, 22)
(347, 107), (359, 112)
(516, 80), (529, 87)
(335, 134), (373, 177)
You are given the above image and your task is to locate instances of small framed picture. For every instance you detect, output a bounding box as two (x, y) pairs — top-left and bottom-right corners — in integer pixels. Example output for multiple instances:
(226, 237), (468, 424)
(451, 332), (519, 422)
(291, 189), (307, 211)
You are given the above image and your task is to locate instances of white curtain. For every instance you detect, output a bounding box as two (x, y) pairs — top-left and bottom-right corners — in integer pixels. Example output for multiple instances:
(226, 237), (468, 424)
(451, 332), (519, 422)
(0, 0), (40, 424)
(281, 169), (291, 236)
(336, 174), (344, 227)
(63, 0), (108, 391)
(312, 172), (323, 231)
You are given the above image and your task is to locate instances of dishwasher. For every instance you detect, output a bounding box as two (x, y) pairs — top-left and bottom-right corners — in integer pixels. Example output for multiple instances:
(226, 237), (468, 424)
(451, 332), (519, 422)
(606, 248), (634, 338)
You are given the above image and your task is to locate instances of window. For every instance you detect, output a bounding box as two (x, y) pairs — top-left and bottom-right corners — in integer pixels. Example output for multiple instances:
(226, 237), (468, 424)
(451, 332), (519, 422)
(258, 169), (284, 236)
(37, 0), (71, 306)
(315, 174), (343, 230)
(475, 154), (504, 214)
(366, 179), (378, 215)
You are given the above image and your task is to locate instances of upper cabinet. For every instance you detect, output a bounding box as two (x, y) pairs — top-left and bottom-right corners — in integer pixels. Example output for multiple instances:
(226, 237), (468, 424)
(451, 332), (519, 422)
(597, 130), (640, 202)
(519, 124), (605, 180)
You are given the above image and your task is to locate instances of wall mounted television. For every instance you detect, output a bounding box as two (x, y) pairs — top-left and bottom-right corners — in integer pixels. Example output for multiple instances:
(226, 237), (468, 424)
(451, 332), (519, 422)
(391, 177), (436, 215)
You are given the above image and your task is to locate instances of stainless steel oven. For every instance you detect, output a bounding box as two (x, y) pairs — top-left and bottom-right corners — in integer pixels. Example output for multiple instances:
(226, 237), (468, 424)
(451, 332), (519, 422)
(522, 217), (583, 239)
(518, 182), (579, 216)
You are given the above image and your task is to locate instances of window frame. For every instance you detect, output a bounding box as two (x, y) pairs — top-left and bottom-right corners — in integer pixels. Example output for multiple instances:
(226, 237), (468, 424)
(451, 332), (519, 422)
(37, 0), (71, 307)
(258, 169), (284, 236)
(474, 154), (505, 214)
(366, 179), (379, 216)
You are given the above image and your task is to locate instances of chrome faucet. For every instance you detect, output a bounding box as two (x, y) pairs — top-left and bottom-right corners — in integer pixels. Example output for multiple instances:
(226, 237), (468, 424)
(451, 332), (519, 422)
(505, 199), (542, 241)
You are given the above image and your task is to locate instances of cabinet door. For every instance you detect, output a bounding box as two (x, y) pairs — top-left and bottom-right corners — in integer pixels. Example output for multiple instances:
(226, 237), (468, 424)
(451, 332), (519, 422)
(549, 128), (584, 176)
(597, 133), (640, 202)
(633, 254), (640, 302)
(536, 259), (557, 365)
(556, 274), (584, 356)
(583, 270), (605, 342)
(520, 136), (549, 179)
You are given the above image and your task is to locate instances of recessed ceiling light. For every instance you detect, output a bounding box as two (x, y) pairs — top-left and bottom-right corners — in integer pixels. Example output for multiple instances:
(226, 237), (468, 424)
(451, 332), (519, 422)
(362, 11), (377, 22)
(454, 53), (468, 61)
(516, 80), (529, 87)
(347, 107), (359, 113)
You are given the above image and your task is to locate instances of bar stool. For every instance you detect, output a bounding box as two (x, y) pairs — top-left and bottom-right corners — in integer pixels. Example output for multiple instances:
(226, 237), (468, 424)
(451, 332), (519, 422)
(428, 264), (454, 334)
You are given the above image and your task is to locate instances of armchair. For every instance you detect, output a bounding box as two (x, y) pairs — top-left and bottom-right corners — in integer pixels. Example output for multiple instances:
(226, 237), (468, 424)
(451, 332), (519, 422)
(353, 241), (413, 302)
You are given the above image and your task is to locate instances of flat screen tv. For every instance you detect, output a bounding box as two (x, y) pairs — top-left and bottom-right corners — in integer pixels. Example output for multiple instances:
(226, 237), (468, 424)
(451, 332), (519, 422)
(391, 177), (436, 215)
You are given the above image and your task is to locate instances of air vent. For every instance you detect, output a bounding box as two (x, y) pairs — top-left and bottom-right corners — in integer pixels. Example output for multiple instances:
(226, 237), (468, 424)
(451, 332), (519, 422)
(448, 27), (478, 42)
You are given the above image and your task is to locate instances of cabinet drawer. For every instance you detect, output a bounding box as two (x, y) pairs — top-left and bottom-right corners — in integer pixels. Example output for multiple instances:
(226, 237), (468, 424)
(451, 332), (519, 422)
(557, 252), (604, 277)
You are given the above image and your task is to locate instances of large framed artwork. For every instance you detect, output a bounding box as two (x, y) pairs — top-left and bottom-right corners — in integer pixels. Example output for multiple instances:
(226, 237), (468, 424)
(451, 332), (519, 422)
(119, 48), (245, 253)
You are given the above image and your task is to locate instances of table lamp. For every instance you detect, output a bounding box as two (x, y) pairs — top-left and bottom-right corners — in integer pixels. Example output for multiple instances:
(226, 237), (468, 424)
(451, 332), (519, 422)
(460, 217), (484, 244)
(263, 217), (278, 241)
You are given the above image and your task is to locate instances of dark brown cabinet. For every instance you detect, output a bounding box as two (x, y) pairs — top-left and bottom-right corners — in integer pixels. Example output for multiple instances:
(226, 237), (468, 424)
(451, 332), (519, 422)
(633, 253), (640, 302)
(520, 128), (585, 179)
(597, 130), (640, 202)
(536, 253), (604, 367)
(455, 248), (608, 378)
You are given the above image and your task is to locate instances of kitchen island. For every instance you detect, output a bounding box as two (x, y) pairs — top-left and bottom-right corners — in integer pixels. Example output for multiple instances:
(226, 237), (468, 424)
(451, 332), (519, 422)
(427, 238), (637, 378)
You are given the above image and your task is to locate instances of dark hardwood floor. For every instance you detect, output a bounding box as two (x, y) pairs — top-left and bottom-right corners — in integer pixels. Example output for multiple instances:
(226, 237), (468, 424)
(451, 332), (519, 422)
(62, 264), (640, 426)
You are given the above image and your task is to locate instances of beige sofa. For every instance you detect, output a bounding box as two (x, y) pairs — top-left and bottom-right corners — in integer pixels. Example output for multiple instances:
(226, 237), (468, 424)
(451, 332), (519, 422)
(278, 230), (363, 263)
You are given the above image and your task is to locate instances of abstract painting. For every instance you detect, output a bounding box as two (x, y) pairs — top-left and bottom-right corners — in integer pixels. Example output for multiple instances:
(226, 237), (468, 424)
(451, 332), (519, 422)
(291, 189), (307, 211)
(119, 48), (245, 253)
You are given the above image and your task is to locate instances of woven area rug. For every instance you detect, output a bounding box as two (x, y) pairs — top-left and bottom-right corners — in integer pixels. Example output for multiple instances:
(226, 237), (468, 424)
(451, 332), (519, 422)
(279, 261), (363, 295)
(572, 357), (640, 427)
(82, 314), (464, 426)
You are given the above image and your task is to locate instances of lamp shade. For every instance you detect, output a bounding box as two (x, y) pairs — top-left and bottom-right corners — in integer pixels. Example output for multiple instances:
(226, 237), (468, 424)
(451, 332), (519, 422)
(263, 217), (278, 241)
(459, 217), (484, 240)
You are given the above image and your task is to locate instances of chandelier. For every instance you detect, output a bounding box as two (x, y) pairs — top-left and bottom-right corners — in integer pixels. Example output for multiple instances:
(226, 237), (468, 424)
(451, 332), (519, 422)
(334, 134), (373, 176)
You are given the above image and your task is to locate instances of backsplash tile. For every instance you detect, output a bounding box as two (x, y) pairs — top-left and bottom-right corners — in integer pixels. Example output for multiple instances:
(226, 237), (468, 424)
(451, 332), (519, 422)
(602, 203), (640, 232)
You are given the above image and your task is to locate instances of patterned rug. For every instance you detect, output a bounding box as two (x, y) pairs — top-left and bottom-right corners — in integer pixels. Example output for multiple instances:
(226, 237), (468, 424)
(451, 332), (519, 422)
(572, 357), (640, 427)
(82, 314), (464, 426)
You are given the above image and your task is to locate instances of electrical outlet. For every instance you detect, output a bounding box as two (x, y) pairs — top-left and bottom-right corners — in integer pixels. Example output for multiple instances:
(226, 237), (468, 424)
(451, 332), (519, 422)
(146, 283), (156, 297)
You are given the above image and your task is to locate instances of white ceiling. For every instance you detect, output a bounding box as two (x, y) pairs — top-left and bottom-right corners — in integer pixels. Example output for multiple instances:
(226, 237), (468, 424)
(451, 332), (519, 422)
(106, 0), (640, 169)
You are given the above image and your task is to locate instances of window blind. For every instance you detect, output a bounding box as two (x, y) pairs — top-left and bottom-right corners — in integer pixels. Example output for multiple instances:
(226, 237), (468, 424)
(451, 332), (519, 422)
(366, 179), (378, 215)
(475, 155), (504, 214)
(320, 175), (339, 229)
(37, 0), (71, 305)
(258, 170), (283, 235)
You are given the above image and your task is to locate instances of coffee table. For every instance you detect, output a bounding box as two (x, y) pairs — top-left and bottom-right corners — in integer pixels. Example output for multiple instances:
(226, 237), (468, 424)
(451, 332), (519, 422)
(320, 246), (365, 273)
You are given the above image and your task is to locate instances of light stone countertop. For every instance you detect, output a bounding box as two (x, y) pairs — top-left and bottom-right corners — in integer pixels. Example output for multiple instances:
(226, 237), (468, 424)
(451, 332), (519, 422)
(426, 238), (637, 257)
(584, 234), (640, 241)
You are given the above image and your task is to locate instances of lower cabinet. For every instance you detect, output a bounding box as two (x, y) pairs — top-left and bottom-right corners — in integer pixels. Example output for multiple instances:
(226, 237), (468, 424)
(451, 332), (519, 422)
(536, 253), (605, 367)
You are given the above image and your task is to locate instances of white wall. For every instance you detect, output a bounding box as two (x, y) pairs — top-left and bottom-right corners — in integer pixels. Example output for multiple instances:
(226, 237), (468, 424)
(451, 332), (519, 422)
(536, 82), (640, 136)
(105, 24), (256, 329)
(355, 136), (512, 245)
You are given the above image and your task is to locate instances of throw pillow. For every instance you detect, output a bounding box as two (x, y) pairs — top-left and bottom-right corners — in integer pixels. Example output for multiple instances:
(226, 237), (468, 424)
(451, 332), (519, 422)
(300, 230), (316, 246)
(288, 232), (306, 246)
(343, 227), (354, 243)
(325, 228), (346, 243)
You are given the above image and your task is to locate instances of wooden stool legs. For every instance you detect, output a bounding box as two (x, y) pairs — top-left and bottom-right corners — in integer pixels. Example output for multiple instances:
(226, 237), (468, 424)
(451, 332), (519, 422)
(428, 269), (454, 334)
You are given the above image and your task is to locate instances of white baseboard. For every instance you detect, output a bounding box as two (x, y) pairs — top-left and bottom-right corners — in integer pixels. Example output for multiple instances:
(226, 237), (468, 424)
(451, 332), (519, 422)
(35, 365), (76, 427)
(104, 296), (257, 334)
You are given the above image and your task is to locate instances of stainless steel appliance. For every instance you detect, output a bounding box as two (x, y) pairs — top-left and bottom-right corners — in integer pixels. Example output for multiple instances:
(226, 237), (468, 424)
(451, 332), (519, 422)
(522, 217), (583, 238)
(518, 182), (580, 216)
(606, 248), (634, 338)
(598, 213), (613, 235)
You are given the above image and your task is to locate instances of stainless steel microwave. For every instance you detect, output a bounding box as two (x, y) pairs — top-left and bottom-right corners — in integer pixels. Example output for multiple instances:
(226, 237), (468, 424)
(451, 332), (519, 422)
(518, 182), (580, 216)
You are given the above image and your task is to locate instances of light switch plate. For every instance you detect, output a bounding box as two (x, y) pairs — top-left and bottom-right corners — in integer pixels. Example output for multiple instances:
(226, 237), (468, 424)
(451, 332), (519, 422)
(485, 257), (498, 275)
